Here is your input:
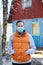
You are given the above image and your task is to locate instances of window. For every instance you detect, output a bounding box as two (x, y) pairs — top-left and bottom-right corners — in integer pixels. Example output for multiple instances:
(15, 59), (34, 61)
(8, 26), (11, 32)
(22, 0), (32, 8)
(32, 22), (40, 36)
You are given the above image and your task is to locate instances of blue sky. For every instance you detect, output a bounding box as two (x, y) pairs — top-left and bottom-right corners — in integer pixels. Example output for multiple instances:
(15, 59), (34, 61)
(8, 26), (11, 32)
(0, 0), (12, 23)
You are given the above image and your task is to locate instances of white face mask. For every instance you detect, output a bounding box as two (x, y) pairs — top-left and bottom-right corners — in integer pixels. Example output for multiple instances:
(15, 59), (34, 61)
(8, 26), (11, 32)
(17, 27), (24, 33)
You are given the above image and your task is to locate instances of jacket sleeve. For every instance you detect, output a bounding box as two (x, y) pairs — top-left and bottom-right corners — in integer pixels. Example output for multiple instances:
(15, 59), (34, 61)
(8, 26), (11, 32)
(25, 34), (36, 54)
(8, 35), (15, 55)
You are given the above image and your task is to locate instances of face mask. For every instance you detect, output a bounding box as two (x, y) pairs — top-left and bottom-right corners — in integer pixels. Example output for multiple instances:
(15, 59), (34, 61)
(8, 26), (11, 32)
(17, 27), (24, 33)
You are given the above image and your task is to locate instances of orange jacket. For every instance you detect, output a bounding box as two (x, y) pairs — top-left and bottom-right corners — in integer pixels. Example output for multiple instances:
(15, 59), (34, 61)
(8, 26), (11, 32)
(11, 32), (31, 62)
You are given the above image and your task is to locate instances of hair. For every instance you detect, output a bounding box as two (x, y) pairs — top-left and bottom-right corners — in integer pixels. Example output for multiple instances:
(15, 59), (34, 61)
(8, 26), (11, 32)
(16, 21), (24, 26)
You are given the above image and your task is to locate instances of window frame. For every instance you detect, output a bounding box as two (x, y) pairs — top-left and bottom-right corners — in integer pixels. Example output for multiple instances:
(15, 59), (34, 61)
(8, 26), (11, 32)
(31, 22), (40, 36)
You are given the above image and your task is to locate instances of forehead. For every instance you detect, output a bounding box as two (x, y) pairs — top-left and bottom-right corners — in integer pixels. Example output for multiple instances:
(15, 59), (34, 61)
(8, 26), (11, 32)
(17, 22), (24, 25)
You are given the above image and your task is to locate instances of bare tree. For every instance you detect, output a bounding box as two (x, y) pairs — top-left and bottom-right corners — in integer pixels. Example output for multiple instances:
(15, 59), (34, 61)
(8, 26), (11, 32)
(0, 22), (2, 64)
(2, 0), (8, 55)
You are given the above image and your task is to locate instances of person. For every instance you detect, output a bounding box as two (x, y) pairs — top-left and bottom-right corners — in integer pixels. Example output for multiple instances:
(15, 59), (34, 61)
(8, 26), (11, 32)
(8, 21), (36, 65)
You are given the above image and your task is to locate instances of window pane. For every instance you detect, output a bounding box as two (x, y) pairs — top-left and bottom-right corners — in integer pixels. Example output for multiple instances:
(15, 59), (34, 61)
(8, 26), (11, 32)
(32, 22), (40, 36)
(22, 0), (32, 8)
